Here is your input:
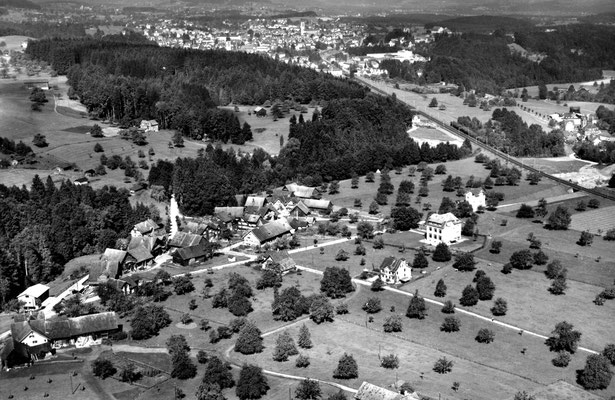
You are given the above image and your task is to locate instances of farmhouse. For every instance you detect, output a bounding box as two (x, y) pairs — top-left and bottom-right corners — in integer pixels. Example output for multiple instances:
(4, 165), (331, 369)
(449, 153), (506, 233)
(244, 195), (267, 208)
(243, 218), (293, 247)
(24, 79), (49, 91)
(424, 213), (462, 246)
(284, 183), (321, 199)
(140, 119), (159, 132)
(288, 201), (310, 218)
(375, 257), (412, 284)
(261, 250), (296, 273)
(88, 249), (128, 284)
(168, 231), (203, 248)
(74, 177), (89, 186)
(254, 106), (267, 117)
(354, 381), (419, 400)
(302, 198), (332, 214)
(173, 243), (210, 266)
(131, 218), (159, 237)
(17, 284), (50, 310)
(464, 189), (486, 212)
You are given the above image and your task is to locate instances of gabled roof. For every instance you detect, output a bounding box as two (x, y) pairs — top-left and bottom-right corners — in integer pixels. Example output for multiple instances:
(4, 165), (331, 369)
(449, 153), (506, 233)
(127, 246), (154, 264)
(242, 213), (262, 224)
(168, 231), (203, 248)
(466, 188), (484, 196)
(17, 312), (119, 341)
(249, 218), (293, 242)
(290, 201), (310, 214)
(175, 243), (210, 261)
(102, 249), (128, 266)
(302, 198), (331, 210)
(378, 257), (408, 274)
(18, 283), (49, 299)
(264, 250), (296, 271)
(284, 183), (319, 198)
(288, 218), (310, 230)
(355, 382), (419, 400)
(244, 196), (267, 208)
(134, 219), (158, 234)
(184, 221), (208, 235)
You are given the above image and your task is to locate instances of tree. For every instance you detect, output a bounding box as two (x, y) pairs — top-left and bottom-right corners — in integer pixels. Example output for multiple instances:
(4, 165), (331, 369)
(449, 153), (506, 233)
(441, 316), (461, 332)
(202, 356), (234, 389)
(362, 297), (382, 314)
(381, 354), (399, 369)
(320, 267), (354, 298)
(131, 304), (171, 340)
(119, 363), (141, 383)
(92, 359), (116, 379)
(579, 354), (613, 390)
(546, 321), (581, 353)
(533, 250), (548, 265)
(588, 199), (600, 209)
(32, 134), (48, 147)
(429, 97), (438, 107)
(327, 390), (347, 400)
(371, 277), (384, 291)
(577, 231), (593, 246)
(490, 240), (502, 254)
(366, 171), (375, 182)
(173, 275), (194, 295)
(538, 82), (548, 99)
(434, 279), (447, 297)
(383, 315), (402, 332)
(433, 357), (453, 374)
(173, 131), (184, 147)
(94, 143), (104, 153)
(552, 351), (571, 367)
(90, 124), (104, 138)
(272, 331), (299, 361)
(296, 354), (310, 368)
(333, 353), (358, 379)
(256, 269), (282, 290)
(491, 298), (508, 316)
(236, 364), (269, 400)
(460, 285), (479, 306)
(196, 382), (225, 400)
(476, 328), (495, 343)
(549, 275), (568, 295)
(453, 253), (476, 271)
(406, 290), (427, 319)
(432, 243), (451, 262)
(295, 379), (321, 400)
(310, 295), (334, 324)
(335, 249), (349, 261)
(547, 206), (571, 230)
(442, 300), (455, 314)
(476, 276), (496, 300)
(516, 204), (535, 219)
(514, 391), (536, 400)
(357, 221), (374, 238)
(510, 250), (534, 270)
(412, 251), (429, 269)
(167, 335), (196, 379)
(234, 322), (264, 354)
(298, 324), (313, 348)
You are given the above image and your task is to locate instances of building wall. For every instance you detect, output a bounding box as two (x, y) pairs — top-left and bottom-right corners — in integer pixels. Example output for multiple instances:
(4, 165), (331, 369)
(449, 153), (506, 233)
(425, 223), (461, 245)
(21, 331), (48, 348)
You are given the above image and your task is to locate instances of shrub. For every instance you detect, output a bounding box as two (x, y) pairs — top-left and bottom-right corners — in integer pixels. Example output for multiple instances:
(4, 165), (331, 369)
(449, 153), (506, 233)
(459, 285), (479, 306)
(406, 290), (427, 319)
(362, 297), (382, 314)
(579, 354), (613, 390)
(441, 300), (456, 314)
(92, 359), (116, 379)
(440, 316), (461, 332)
(380, 354), (399, 369)
(333, 353), (358, 379)
(433, 357), (453, 374)
(476, 328), (495, 343)
(383, 315), (403, 332)
(533, 250), (549, 265)
(296, 354), (310, 368)
(491, 298), (507, 316)
(432, 243), (452, 262)
(602, 344), (615, 365)
(552, 351), (571, 367)
(335, 303), (348, 315)
(434, 279), (447, 297)
(197, 350), (209, 364)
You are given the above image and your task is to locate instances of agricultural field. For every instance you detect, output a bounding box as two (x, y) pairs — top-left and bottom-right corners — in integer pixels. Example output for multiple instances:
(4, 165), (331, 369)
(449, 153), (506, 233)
(518, 80), (608, 99)
(408, 125), (464, 147)
(570, 205), (615, 235)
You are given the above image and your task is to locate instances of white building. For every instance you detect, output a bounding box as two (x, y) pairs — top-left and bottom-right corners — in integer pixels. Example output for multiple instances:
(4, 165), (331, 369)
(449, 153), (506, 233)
(140, 119), (159, 132)
(465, 189), (486, 212)
(17, 284), (50, 310)
(424, 213), (462, 246)
(376, 257), (412, 284)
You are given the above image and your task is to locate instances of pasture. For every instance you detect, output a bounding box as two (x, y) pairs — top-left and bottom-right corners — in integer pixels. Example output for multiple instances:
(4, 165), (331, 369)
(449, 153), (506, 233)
(408, 125), (464, 147)
(405, 260), (615, 351)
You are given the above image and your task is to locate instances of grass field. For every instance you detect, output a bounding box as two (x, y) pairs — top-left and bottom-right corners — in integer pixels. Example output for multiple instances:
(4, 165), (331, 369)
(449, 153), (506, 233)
(404, 260), (615, 351)
(570, 205), (615, 235)
(517, 157), (593, 175)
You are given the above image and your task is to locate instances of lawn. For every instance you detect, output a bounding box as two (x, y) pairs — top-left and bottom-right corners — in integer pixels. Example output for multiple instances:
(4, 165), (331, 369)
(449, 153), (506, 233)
(517, 158), (593, 175)
(404, 260), (615, 351)
(408, 126), (464, 147)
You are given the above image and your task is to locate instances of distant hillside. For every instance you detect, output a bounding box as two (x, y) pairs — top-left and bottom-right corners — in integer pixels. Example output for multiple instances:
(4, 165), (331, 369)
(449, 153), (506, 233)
(0, 0), (40, 9)
(427, 15), (534, 33)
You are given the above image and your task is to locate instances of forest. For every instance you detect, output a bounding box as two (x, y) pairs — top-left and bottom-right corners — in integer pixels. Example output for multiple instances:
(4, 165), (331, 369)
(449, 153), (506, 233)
(25, 37), (367, 143)
(456, 108), (565, 157)
(0, 178), (157, 308)
(381, 24), (615, 94)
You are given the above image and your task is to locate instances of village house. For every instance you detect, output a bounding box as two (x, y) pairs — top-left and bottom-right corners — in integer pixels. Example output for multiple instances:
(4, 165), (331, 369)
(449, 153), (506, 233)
(17, 284), (50, 310)
(375, 257), (412, 284)
(88, 249), (128, 285)
(173, 243), (211, 266)
(243, 218), (294, 247)
(214, 206), (245, 228)
(140, 119), (159, 132)
(261, 250), (297, 273)
(168, 231), (203, 249)
(288, 200), (310, 218)
(424, 213), (463, 246)
(464, 189), (486, 212)
(130, 219), (160, 237)
(73, 177), (89, 186)
(244, 195), (268, 209)
(284, 183), (321, 199)
(301, 198), (333, 215)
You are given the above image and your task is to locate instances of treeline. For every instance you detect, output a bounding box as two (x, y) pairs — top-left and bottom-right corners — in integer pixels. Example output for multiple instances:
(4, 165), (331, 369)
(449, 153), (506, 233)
(0, 21), (85, 38)
(0, 177), (156, 306)
(456, 108), (565, 157)
(0, 136), (33, 156)
(26, 38), (367, 142)
(0, 0), (40, 9)
(573, 141), (615, 164)
(347, 45), (402, 57)
(149, 97), (472, 216)
(379, 59), (424, 82)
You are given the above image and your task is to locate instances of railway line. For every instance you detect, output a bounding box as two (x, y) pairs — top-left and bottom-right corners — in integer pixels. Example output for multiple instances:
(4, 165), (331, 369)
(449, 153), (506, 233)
(358, 78), (615, 202)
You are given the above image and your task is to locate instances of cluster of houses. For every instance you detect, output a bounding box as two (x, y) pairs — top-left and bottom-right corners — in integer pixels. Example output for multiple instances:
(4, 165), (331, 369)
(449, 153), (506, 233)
(549, 106), (614, 144)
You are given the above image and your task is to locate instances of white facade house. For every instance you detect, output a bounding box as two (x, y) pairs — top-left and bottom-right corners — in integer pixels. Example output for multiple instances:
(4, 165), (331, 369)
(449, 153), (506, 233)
(17, 284), (50, 310)
(424, 213), (462, 246)
(140, 119), (159, 132)
(377, 257), (412, 284)
(465, 189), (486, 212)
